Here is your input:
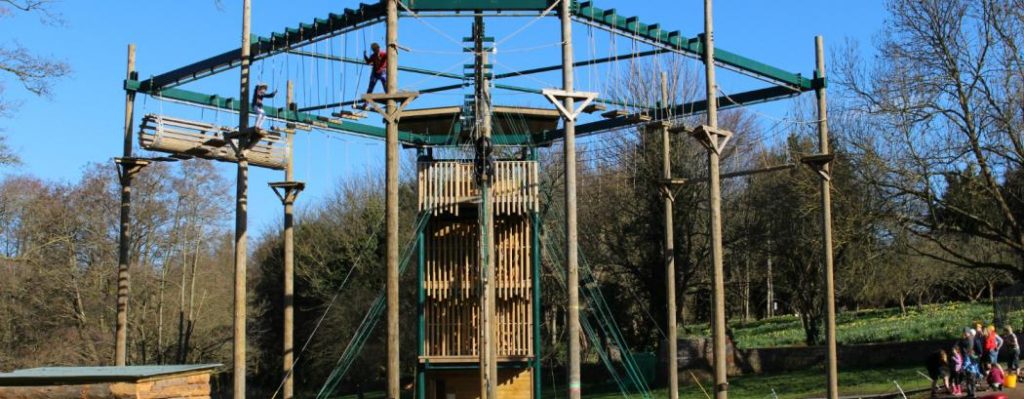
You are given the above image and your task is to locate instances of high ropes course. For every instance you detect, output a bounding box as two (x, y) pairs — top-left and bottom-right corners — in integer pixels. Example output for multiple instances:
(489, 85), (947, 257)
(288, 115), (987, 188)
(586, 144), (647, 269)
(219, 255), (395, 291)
(113, 1), (838, 399)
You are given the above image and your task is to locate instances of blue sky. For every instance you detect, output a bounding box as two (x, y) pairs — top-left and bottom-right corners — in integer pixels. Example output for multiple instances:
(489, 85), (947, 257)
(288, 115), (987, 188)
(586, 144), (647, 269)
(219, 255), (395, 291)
(0, 1), (886, 232)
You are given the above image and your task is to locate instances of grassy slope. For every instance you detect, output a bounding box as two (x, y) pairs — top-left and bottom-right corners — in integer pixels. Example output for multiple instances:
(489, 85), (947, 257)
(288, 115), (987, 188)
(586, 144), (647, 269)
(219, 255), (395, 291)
(573, 364), (930, 399)
(330, 365), (931, 399)
(333, 303), (1000, 398)
(694, 302), (999, 349)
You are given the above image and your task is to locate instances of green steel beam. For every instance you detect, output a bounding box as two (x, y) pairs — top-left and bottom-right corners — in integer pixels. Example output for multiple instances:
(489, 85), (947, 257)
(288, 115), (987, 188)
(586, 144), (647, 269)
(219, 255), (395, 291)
(573, 1), (816, 91)
(400, 0), (555, 11)
(493, 83), (640, 109)
(533, 84), (804, 144)
(126, 79), (542, 146)
(286, 49), (465, 80)
(492, 49), (665, 80)
(142, 2), (387, 90)
(124, 79), (433, 143)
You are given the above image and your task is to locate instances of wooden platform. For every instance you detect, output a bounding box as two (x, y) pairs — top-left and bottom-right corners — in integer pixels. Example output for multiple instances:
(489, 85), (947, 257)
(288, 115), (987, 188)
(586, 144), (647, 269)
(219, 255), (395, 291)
(417, 161), (539, 216)
(399, 105), (560, 143)
(0, 364), (221, 399)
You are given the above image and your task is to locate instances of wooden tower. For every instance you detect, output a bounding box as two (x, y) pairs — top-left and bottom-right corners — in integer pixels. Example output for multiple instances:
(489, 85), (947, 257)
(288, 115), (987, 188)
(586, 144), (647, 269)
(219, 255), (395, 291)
(416, 159), (540, 399)
(412, 15), (544, 399)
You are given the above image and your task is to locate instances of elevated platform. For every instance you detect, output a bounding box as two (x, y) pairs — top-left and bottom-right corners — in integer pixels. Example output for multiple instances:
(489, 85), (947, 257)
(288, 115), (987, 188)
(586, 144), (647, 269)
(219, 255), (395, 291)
(400, 106), (560, 145)
(418, 160), (539, 216)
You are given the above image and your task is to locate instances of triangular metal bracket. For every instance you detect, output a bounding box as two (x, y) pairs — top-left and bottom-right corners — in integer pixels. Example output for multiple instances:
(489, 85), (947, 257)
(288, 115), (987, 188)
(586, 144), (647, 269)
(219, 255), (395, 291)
(800, 153), (834, 182)
(684, 125), (733, 155)
(541, 89), (599, 122)
(269, 181), (306, 205)
(362, 91), (420, 124)
(114, 157), (152, 184)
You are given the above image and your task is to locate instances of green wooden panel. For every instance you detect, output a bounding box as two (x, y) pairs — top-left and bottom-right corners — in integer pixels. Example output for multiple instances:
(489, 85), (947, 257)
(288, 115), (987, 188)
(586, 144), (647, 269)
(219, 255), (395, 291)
(0, 364), (222, 385)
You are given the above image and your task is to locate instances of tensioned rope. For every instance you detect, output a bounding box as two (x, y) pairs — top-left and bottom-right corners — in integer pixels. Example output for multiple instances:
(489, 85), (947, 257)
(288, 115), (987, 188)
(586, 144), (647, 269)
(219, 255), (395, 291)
(267, 206), (388, 399)
(396, 0), (464, 48)
(493, 0), (561, 48)
(314, 212), (432, 399)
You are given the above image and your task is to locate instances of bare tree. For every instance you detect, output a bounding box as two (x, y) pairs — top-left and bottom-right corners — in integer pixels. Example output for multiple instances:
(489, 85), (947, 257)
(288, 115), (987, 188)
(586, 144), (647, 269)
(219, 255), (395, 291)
(0, 0), (70, 166)
(836, 0), (1024, 277)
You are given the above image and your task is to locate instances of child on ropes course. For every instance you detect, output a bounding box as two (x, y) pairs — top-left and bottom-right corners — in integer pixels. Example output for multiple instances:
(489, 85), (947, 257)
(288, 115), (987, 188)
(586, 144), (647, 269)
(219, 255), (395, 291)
(360, 42), (387, 109)
(252, 83), (277, 130)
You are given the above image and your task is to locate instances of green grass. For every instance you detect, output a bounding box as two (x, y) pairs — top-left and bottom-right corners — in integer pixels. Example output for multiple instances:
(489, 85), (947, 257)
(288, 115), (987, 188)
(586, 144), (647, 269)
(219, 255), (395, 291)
(685, 302), (1004, 349)
(329, 364), (931, 399)
(568, 365), (931, 399)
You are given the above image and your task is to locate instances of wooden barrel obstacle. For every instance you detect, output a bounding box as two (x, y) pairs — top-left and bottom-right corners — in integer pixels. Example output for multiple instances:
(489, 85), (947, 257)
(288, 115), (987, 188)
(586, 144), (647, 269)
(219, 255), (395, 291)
(139, 114), (290, 170)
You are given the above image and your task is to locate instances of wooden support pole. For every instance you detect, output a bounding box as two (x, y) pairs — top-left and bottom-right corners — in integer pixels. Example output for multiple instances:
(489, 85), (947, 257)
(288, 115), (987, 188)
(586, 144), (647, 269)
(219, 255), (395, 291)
(559, 0), (582, 397)
(114, 43), (137, 367)
(385, 0), (401, 397)
(816, 35), (839, 399)
(234, 1), (251, 398)
(474, 14), (498, 399)
(661, 72), (679, 399)
(702, 1), (729, 397)
(282, 80), (296, 399)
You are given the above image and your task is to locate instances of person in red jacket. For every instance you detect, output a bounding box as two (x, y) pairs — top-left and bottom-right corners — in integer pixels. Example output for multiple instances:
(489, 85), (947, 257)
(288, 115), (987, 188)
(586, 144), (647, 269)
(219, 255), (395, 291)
(360, 42), (387, 109)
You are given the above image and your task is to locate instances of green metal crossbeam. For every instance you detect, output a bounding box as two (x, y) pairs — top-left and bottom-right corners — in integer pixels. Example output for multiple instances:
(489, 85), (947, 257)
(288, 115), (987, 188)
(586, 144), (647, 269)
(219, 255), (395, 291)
(533, 84), (803, 144)
(287, 49), (465, 80)
(126, 79), (546, 146)
(573, 1), (818, 91)
(492, 83), (641, 109)
(492, 48), (665, 80)
(124, 79), (432, 143)
(142, 2), (386, 90)
(400, 0), (556, 11)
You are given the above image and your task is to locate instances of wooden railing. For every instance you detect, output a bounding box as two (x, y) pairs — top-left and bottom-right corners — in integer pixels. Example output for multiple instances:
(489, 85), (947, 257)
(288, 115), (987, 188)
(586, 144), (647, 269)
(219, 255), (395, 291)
(417, 161), (539, 216)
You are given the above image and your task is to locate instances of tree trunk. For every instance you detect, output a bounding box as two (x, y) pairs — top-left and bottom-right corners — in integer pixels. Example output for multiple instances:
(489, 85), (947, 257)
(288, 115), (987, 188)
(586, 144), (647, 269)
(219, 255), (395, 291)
(743, 259), (750, 322)
(156, 266), (167, 364)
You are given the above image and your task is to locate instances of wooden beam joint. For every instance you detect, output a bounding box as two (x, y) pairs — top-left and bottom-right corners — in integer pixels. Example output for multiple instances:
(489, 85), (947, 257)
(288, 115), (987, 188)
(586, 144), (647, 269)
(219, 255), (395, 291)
(114, 157), (152, 184)
(800, 153), (834, 181)
(362, 91), (420, 124)
(269, 181), (306, 205)
(675, 124), (732, 155)
(225, 127), (270, 158)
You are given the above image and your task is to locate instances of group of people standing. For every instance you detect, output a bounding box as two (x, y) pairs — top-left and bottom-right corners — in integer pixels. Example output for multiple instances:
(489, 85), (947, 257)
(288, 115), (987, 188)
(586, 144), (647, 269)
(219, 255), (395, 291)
(928, 323), (1021, 397)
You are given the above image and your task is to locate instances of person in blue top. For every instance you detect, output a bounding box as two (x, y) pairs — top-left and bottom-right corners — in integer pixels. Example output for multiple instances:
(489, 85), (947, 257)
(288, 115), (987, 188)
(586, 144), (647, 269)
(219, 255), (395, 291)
(252, 83), (276, 130)
(963, 346), (982, 398)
